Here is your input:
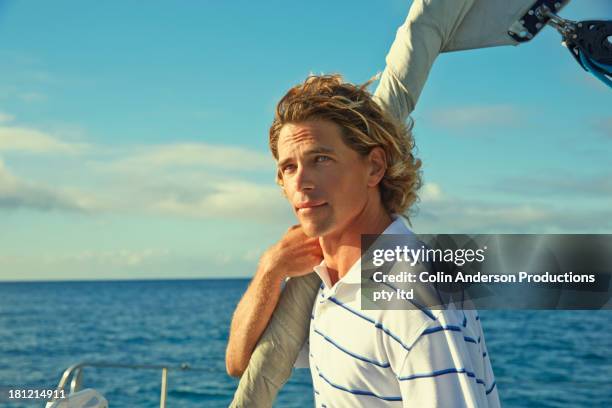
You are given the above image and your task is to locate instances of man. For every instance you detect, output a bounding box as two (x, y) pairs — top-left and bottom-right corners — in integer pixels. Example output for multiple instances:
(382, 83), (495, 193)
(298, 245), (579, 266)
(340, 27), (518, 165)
(225, 0), (551, 405)
(227, 74), (499, 407)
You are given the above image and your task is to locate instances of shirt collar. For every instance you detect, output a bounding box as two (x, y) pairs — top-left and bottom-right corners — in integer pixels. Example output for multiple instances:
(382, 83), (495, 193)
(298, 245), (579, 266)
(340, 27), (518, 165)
(313, 215), (413, 288)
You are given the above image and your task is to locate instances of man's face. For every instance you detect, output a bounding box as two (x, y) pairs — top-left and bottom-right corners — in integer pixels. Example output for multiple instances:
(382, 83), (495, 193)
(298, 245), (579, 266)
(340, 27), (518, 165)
(277, 120), (372, 238)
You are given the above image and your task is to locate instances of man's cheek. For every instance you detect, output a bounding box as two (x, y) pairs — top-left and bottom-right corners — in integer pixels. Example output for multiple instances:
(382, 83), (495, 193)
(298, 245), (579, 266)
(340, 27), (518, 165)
(281, 184), (291, 199)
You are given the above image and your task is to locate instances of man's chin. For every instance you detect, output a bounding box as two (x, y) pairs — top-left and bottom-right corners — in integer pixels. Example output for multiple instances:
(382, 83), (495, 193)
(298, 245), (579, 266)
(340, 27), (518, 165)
(300, 226), (323, 238)
(299, 221), (330, 238)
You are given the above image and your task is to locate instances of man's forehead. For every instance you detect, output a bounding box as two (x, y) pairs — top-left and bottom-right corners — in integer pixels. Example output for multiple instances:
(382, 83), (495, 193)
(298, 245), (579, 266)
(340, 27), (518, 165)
(277, 121), (343, 154)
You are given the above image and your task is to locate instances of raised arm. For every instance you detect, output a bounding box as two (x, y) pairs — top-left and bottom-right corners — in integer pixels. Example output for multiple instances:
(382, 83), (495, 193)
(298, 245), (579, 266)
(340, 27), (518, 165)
(373, 0), (475, 123)
(373, 0), (545, 123)
(225, 225), (322, 377)
(229, 273), (321, 407)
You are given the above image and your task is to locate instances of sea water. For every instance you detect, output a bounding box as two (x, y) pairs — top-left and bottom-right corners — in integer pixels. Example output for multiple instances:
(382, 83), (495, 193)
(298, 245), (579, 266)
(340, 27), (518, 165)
(0, 279), (610, 407)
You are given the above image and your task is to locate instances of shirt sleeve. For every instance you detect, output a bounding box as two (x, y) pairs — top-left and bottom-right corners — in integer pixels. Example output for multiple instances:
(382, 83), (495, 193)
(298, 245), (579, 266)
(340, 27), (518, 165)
(373, 0), (475, 123)
(293, 339), (310, 369)
(229, 273), (321, 407)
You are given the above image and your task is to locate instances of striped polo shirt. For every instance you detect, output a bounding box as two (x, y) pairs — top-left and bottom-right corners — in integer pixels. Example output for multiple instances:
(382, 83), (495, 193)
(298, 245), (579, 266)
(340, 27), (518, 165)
(298, 216), (501, 407)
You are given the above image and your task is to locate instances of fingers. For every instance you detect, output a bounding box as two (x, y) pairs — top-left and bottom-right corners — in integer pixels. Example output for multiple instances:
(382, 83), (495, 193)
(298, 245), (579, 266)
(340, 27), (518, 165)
(282, 224), (321, 254)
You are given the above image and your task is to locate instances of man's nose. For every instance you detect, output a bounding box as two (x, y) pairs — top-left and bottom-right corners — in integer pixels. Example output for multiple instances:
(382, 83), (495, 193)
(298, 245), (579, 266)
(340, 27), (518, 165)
(294, 164), (315, 192)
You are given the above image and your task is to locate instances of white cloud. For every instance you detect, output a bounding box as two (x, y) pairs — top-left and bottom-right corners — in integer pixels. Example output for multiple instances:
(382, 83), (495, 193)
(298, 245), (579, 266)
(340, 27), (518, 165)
(419, 182), (443, 202)
(496, 173), (612, 197)
(84, 141), (289, 221)
(150, 180), (291, 221)
(0, 125), (88, 154)
(413, 197), (612, 233)
(243, 247), (264, 262)
(411, 181), (612, 233)
(0, 131), (288, 221)
(0, 112), (15, 123)
(43, 248), (170, 267)
(0, 158), (100, 212)
(108, 143), (271, 173)
(428, 104), (523, 130)
(0, 247), (255, 281)
(0, 249), (173, 281)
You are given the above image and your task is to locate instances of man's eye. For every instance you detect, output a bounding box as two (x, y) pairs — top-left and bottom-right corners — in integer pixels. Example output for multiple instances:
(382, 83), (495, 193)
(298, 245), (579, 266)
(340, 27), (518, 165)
(282, 164), (296, 173)
(315, 155), (330, 163)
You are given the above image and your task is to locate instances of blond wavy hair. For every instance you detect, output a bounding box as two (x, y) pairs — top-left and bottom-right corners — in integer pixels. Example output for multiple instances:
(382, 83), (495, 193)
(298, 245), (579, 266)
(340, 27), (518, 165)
(269, 74), (421, 215)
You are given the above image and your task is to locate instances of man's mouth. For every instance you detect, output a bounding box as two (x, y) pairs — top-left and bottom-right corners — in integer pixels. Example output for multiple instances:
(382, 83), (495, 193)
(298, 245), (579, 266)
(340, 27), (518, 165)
(296, 202), (327, 212)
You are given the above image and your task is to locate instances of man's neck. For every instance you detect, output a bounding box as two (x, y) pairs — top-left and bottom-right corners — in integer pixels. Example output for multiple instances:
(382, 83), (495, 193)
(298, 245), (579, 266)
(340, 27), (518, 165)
(319, 204), (392, 286)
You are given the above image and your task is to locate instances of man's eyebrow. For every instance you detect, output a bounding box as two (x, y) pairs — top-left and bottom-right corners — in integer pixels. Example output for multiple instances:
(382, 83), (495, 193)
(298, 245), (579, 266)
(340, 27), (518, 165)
(306, 147), (335, 155)
(277, 147), (336, 168)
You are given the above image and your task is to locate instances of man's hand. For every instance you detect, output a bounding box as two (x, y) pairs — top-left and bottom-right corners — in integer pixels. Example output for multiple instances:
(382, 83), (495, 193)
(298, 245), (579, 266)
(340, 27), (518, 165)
(225, 225), (322, 377)
(260, 225), (323, 280)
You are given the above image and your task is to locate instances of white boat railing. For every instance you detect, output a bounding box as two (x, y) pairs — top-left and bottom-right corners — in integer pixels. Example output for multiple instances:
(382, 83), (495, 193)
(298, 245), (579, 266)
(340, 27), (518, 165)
(53, 361), (208, 408)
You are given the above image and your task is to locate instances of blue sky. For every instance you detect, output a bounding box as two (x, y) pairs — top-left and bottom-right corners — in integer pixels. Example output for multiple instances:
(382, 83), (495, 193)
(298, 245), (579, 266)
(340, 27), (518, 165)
(0, 0), (610, 281)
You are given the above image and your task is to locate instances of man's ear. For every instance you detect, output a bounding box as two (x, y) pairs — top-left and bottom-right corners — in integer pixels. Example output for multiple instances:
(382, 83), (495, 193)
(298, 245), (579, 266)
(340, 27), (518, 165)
(367, 147), (387, 187)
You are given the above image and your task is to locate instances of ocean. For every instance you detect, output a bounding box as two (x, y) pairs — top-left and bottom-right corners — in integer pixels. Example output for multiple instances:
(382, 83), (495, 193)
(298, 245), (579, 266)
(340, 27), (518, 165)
(0, 279), (610, 407)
